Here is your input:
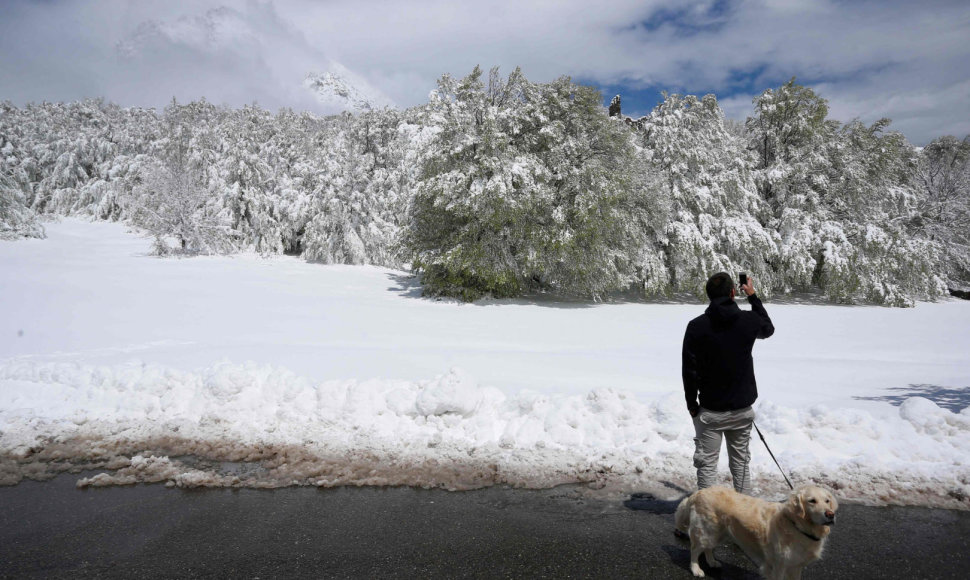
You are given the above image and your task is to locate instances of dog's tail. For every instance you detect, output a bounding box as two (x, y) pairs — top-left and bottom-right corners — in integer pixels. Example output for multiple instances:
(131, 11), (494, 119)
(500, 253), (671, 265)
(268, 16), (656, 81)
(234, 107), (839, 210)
(674, 492), (696, 534)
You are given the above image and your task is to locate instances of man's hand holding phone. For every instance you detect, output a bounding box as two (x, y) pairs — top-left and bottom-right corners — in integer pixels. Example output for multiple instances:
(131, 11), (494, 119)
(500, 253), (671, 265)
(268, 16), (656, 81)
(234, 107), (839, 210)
(739, 272), (755, 297)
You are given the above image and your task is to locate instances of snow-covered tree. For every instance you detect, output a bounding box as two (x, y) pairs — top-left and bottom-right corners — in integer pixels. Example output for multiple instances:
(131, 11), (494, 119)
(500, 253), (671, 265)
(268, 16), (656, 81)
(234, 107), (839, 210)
(642, 93), (776, 298)
(214, 105), (279, 253)
(404, 66), (663, 300)
(1, 73), (964, 306)
(129, 101), (230, 254)
(0, 170), (44, 240)
(917, 135), (970, 289)
(745, 79), (945, 305)
(304, 107), (414, 266)
(746, 79), (837, 292)
(818, 119), (946, 305)
(1, 103), (44, 239)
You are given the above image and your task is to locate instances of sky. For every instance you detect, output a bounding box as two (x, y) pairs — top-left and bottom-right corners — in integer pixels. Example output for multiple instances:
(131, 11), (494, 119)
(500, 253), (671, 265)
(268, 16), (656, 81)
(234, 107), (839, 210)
(0, 0), (968, 145)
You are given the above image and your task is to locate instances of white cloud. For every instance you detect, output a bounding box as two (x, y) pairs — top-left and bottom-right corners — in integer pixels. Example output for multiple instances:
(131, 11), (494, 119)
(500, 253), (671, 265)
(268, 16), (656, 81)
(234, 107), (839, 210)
(0, 0), (967, 143)
(108, 2), (395, 113)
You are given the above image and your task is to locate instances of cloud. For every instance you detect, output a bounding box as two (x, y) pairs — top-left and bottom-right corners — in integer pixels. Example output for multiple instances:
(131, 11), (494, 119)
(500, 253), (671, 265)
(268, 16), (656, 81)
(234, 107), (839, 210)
(1, 0), (968, 143)
(109, 1), (399, 114)
(0, 0), (392, 114)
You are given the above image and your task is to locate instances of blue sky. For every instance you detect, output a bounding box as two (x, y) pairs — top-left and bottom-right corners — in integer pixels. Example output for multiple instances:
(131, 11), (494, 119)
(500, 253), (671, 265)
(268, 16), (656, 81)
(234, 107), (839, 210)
(1, 0), (968, 144)
(583, 62), (893, 122)
(582, 65), (775, 121)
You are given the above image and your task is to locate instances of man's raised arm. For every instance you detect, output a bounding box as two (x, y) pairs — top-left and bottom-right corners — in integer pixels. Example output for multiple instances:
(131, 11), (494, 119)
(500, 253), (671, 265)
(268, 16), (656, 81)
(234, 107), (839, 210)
(741, 277), (774, 339)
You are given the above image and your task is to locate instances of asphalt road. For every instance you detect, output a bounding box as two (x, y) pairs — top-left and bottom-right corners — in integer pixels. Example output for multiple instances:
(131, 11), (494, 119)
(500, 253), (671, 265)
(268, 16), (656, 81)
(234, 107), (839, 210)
(1, 475), (969, 579)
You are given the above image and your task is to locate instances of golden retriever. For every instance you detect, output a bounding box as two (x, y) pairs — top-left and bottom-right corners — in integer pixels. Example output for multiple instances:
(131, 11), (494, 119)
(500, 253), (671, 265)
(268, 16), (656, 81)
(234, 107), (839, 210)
(674, 485), (838, 579)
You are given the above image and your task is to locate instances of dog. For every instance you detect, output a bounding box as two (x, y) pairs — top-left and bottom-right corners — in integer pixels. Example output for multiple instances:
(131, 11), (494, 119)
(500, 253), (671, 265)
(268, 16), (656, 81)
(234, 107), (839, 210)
(674, 485), (838, 579)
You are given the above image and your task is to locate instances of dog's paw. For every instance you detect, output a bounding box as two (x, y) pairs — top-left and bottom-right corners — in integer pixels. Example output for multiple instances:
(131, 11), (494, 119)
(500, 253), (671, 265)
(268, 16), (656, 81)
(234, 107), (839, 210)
(690, 562), (706, 577)
(707, 558), (721, 568)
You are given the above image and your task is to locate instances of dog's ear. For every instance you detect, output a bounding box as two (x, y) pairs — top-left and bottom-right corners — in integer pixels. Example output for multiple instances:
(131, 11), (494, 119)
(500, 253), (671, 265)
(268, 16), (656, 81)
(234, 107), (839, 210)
(787, 489), (806, 519)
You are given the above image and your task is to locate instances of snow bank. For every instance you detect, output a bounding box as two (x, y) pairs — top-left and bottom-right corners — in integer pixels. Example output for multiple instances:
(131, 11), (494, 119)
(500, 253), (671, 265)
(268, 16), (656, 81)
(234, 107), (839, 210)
(2, 220), (969, 508)
(2, 360), (968, 508)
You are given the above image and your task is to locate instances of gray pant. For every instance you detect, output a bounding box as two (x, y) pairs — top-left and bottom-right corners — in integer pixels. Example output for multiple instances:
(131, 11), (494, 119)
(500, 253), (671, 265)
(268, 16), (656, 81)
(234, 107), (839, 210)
(692, 406), (755, 494)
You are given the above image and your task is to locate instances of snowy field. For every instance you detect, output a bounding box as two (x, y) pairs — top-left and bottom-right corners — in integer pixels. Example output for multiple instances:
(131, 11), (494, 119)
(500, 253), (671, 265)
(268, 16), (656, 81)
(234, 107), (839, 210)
(1, 219), (969, 508)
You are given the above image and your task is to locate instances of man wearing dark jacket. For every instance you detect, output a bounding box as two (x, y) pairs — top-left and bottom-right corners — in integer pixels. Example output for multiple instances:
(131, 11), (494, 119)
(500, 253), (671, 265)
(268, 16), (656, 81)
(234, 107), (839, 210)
(683, 272), (774, 494)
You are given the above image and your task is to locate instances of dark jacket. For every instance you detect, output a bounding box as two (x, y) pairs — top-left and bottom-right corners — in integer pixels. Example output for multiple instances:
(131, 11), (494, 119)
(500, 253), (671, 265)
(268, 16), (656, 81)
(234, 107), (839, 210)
(682, 294), (774, 414)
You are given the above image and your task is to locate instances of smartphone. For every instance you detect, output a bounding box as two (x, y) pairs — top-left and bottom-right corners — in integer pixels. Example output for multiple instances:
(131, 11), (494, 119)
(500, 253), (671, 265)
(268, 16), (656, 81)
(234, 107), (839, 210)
(739, 272), (748, 287)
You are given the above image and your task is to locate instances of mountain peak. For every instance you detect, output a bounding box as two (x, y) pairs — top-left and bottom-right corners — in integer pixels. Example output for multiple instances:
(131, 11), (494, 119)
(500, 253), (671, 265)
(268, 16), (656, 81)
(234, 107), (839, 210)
(303, 71), (392, 113)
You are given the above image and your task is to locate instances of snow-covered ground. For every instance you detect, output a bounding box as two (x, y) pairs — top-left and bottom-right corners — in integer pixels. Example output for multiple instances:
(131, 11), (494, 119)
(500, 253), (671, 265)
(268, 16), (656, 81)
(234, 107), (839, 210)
(1, 219), (968, 508)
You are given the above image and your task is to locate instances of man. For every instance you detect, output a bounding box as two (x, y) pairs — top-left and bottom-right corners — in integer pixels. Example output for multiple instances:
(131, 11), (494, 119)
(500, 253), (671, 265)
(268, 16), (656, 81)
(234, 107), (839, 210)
(682, 272), (774, 494)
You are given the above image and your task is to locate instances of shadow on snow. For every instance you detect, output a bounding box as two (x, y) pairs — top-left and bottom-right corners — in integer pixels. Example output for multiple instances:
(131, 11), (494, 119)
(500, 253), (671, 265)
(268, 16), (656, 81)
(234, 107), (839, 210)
(854, 384), (970, 413)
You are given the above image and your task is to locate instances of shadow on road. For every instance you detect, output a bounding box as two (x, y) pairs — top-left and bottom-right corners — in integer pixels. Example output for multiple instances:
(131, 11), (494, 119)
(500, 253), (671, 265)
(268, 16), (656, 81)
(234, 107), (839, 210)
(660, 544), (762, 579)
(624, 492), (682, 514)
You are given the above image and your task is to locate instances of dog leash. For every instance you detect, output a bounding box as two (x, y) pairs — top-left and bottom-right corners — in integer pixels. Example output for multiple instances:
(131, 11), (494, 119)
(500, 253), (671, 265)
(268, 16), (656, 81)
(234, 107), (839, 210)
(753, 421), (794, 490)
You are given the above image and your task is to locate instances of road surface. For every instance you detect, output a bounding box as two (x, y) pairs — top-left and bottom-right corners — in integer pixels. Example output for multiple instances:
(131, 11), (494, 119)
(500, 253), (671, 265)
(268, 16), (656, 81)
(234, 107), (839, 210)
(1, 475), (969, 578)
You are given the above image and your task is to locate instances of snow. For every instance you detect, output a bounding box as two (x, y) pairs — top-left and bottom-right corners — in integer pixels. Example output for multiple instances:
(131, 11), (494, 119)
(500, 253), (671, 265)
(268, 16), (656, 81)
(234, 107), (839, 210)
(304, 69), (394, 113)
(2, 218), (969, 508)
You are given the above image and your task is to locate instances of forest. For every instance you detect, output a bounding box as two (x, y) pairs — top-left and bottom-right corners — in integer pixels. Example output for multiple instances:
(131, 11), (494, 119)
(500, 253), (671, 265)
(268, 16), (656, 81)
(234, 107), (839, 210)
(2, 67), (968, 306)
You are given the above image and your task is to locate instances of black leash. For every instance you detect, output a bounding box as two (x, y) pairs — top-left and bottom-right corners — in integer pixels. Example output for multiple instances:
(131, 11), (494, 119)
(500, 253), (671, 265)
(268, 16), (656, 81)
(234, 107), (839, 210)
(753, 421), (794, 490)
